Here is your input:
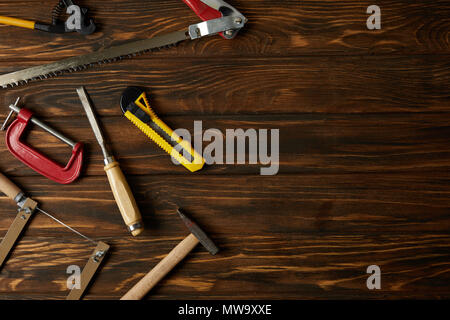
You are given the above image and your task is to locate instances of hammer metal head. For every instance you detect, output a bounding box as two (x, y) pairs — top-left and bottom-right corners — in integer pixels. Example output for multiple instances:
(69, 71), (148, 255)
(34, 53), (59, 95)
(177, 209), (219, 255)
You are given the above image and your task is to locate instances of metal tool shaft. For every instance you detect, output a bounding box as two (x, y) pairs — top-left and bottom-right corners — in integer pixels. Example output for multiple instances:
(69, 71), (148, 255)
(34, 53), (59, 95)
(76, 87), (112, 163)
(77, 86), (143, 236)
(121, 209), (219, 300)
(36, 207), (96, 244)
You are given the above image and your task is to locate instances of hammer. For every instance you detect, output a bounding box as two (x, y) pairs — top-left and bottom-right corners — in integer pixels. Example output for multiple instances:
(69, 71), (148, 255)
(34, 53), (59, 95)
(121, 209), (219, 300)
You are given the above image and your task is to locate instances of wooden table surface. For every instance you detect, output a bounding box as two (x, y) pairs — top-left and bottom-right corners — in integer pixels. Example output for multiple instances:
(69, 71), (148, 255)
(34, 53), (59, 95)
(0, 0), (449, 300)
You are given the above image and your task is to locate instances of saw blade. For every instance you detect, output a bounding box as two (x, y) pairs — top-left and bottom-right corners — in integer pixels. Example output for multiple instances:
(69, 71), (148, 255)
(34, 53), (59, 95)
(0, 30), (189, 88)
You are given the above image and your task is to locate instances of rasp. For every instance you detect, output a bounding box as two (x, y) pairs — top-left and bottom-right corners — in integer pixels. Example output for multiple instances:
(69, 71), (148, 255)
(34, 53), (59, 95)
(0, 0), (247, 88)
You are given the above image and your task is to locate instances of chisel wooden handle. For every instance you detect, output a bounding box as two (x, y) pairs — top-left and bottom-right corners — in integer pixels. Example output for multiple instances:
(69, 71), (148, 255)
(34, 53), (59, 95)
(104, 161), (143, 237)
(121, 233), (199, 300)
(0, 172), (22, 200)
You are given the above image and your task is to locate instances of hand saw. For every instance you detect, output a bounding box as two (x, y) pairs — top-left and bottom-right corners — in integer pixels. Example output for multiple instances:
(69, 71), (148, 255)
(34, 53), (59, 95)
(0, 0), (247, 89)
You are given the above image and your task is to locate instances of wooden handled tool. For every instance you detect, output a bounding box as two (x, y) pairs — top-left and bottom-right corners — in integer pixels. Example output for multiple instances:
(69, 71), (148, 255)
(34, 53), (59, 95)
(121, 209), (219, 300)
(1, 99), (84, 185)
(77, 87), (143, 236)
(0, 172), (22, 200)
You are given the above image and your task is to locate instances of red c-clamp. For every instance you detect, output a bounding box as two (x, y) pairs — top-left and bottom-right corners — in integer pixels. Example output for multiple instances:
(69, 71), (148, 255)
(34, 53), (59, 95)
(2, 101), (83, 184)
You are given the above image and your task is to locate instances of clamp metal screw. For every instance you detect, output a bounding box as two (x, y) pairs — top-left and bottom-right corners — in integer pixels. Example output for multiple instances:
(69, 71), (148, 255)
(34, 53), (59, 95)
(1, 97), (20, 131)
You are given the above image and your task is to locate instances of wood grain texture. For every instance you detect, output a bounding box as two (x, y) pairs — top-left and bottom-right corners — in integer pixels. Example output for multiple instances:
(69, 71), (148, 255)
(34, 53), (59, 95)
(0, 56), (449, 115)
(1, 113), (450, 177)
(0, 0), (448, 60)
(0, 174), (449, 299)
(0, 0), (449, 300)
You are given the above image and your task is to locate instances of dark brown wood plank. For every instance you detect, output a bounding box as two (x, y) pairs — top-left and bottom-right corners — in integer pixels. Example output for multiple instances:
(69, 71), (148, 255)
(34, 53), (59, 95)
(0, 55), (449, 115)
(1, 173), (449, 237)
(0, 233), (449, 299)
(0, 0), (449, 61)
(1, 113), (449, 177)
(0, 173), (449, 299)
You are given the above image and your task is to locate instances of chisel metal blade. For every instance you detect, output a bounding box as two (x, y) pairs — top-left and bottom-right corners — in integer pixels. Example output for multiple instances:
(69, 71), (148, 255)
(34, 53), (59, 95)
(76, 86), (111, 161)
(0, 30), (189, 88)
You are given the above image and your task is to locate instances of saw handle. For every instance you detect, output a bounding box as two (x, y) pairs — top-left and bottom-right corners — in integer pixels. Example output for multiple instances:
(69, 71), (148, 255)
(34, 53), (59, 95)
(0, 172), (22, 200)
(104, 161), (143, 237)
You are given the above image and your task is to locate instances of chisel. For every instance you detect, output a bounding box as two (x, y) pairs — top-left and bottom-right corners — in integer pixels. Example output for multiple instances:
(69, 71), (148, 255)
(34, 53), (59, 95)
(0, 1), (95, 35)
(0, 171), (95, 269)
(77, 87), (143, 236)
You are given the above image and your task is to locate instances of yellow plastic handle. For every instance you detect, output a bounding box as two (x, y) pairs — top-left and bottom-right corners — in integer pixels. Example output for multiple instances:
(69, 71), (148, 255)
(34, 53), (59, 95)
(0, 16), (35, 30)
(104, 161), (143, 236)
(125, 92), (205, 172)
(121, 233), (199, 300)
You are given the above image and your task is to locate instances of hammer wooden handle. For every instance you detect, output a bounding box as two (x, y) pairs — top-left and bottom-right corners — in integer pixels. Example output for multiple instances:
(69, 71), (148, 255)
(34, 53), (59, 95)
(121, 233), (199, 300)
(0, 172), (22, 200)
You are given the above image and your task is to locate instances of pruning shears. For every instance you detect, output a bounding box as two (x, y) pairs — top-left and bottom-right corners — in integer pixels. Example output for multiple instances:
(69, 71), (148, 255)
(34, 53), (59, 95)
(0, 0), (95, 35)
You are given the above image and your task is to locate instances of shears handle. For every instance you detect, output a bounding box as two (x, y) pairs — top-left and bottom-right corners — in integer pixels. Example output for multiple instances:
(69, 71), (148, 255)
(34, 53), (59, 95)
(182, 0), (222, 21)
